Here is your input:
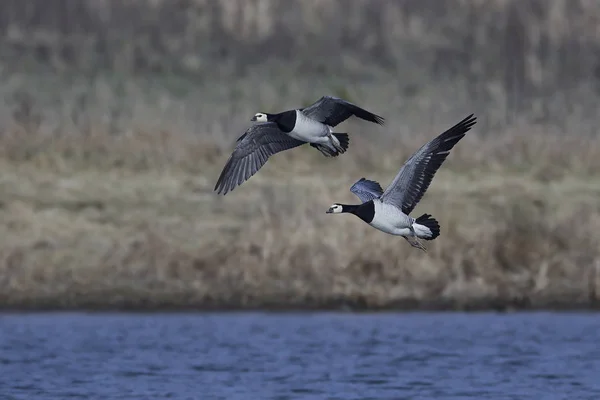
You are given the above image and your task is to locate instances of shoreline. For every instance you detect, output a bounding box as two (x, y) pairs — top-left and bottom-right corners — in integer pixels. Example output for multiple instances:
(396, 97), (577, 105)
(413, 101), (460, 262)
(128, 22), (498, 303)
(1, 295), (598, 313)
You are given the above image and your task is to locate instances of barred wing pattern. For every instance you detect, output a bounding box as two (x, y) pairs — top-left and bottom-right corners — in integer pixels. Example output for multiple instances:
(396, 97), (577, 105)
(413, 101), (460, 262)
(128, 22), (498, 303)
(380, 114), (477, 214)
(214, 122), (306, 195)
(350, 178), (384, 203)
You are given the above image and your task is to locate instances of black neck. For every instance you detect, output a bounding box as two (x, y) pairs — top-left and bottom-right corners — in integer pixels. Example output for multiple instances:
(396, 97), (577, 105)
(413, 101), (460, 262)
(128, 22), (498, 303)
(268, 110), (296, 133)
(341, 201), (375, 223)
(341, 204), (360, 213)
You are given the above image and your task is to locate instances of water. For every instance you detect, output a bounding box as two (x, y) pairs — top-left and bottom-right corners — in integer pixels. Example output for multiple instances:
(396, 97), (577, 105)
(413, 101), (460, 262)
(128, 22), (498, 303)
(1, 312), (599, 399)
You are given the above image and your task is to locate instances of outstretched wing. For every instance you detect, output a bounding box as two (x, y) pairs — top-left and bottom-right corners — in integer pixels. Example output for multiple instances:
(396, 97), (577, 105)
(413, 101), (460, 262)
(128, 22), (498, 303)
(300, 95), (385, 127)
(380, 114), (477, 214)
(350, 178), (384, 203)
(214, 122), (306, 195)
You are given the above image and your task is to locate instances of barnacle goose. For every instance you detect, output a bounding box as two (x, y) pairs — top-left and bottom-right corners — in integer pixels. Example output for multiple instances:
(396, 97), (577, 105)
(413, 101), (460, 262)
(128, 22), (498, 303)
(326, 114), (477, 251)
(214, 96), (384, 195)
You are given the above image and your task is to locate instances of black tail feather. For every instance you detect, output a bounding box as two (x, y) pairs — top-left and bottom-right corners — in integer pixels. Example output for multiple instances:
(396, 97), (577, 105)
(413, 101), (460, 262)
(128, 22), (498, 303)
(415, 213), (440, 240)
(333, 133), (350, 152)
(310, 133), (350, 157)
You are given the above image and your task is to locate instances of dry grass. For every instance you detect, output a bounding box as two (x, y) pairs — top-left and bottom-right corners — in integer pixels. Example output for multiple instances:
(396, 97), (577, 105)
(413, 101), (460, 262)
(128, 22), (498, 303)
(1, 115), (600, 311)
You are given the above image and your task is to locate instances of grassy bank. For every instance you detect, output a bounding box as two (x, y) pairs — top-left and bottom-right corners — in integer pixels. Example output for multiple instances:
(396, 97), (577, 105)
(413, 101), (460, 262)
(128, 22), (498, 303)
(1, 110), (600, 311)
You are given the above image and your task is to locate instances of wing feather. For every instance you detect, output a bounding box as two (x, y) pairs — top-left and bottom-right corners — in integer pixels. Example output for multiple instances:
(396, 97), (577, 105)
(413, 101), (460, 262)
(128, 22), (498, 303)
(300, 96), (385, 127)
(214, 122), (306, 195)
(380, 114), (477, 214)
(349, 178), (384, 203)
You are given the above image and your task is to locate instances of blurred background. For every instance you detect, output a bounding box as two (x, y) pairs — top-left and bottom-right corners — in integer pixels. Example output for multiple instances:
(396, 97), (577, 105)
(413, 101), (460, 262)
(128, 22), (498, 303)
(0, 0), (599, 311)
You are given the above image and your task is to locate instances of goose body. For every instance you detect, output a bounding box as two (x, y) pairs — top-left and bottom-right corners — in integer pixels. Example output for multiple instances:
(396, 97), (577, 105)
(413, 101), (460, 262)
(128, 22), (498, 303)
(288, 110), (333, 143)
(214, 96), (384, 195)
(326, 114), (477, 251)
(254, 109), (333, 146)
(370, 200), (414, 236)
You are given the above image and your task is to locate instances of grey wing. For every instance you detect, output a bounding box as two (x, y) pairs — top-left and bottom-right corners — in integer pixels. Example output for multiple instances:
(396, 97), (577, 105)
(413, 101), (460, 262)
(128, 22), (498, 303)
(380, 114), (477, 214)
(300, 96), (385, 127)
(350, 177), (384, 203)
(214, 122), (306, 195)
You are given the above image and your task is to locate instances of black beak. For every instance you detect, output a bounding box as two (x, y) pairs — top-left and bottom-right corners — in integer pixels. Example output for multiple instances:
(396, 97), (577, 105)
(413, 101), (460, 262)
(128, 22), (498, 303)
(250, 116), (257, 122)
(326, 207), (334, 214)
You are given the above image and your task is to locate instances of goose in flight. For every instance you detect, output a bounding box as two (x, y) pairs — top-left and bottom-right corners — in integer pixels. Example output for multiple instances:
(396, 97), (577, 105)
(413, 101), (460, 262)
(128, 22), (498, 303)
(326, 114), (476, 251)
(214, 96), (385, 195)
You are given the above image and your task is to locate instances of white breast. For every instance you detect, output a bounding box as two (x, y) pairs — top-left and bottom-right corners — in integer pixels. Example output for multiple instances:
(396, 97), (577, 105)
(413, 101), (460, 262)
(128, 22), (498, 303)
(369, 200), (413, 236)
(288, 110), (329, 142)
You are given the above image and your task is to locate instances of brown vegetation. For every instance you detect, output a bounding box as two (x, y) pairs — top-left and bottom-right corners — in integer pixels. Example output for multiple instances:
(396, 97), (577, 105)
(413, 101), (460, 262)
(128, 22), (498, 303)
(0, 0), (599, 310)
(1, 110), (599, 311)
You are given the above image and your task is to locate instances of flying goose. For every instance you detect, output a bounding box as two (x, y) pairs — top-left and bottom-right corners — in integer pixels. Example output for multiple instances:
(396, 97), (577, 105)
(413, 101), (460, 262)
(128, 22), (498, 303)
(214, 96), (385, 195)
(326, 114), (476, 251)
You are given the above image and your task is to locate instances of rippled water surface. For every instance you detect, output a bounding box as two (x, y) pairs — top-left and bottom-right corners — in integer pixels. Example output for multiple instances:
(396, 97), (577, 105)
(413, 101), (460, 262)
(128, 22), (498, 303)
(2, 311), (600, 399)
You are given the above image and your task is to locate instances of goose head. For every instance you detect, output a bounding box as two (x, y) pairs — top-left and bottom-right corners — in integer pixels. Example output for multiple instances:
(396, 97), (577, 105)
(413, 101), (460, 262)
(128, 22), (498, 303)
(326, 204), (345, 214)
(251, 113), (269, 122)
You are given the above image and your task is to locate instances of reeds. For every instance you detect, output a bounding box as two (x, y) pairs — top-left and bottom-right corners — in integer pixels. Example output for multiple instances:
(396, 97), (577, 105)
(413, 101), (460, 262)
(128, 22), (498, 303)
(1, 102), (599, 310)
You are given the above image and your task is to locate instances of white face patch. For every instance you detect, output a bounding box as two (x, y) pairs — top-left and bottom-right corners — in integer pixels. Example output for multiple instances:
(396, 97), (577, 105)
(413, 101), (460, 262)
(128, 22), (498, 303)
(253, 113), (268, 122)
(328, 204), (343, 214)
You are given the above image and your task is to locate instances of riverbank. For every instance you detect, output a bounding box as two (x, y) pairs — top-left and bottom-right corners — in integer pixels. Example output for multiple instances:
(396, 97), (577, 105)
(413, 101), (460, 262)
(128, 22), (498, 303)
(1, 123), (599, 312)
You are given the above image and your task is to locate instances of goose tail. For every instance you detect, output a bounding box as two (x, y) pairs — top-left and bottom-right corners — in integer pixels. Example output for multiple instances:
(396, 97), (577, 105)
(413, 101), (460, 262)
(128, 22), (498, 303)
(413, 213), (440, 240)
(310, 133), (349, 157)
(333, 133), (349, 152)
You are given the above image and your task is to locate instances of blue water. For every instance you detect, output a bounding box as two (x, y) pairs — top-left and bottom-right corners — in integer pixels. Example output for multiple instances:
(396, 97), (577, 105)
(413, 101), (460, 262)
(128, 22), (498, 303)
(1, 312), (599, 399)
